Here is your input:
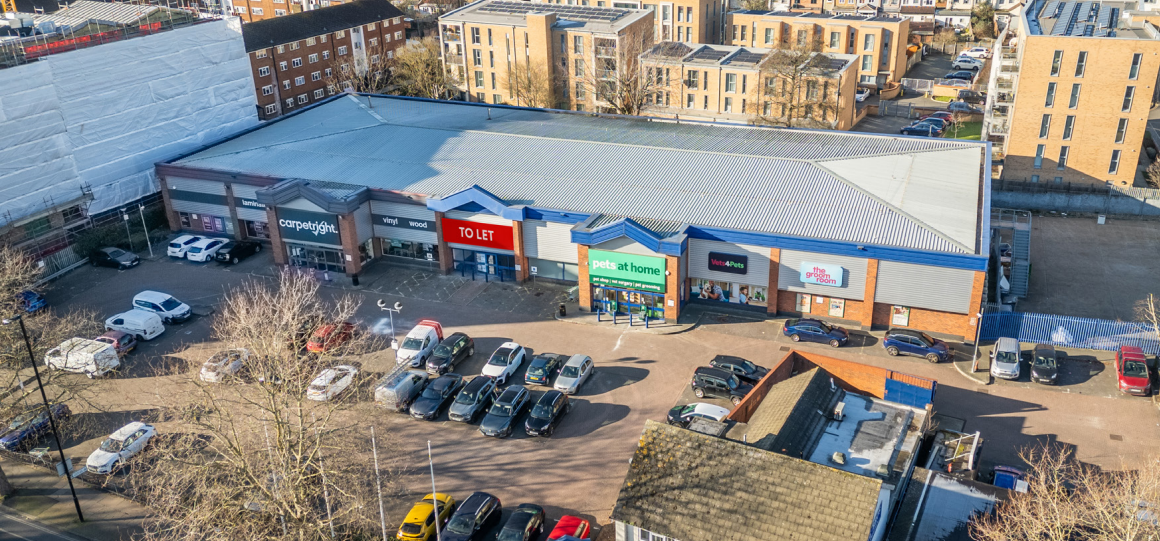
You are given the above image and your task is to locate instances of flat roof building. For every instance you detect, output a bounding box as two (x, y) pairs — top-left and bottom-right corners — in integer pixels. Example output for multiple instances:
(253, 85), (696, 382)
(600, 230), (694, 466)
(158, 95), (990, 338)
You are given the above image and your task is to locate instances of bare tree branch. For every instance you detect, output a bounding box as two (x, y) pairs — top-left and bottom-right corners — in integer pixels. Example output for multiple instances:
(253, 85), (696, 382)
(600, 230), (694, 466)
(748, 34), (840, 128)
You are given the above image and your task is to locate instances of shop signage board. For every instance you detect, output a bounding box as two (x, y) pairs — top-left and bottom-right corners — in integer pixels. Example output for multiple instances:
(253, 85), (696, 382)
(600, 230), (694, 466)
(708, 251), (748, 275)
(800, 262), (844, 287)
(588, 250), (666, 293)
(238, 198), (265, 210)
(277, 207), (341, 245)
(372, 214), (436, 231)
(442, 218), (514, 251)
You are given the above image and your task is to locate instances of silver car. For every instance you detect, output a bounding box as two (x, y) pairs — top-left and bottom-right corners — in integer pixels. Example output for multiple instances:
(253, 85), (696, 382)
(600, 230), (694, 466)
(553, 354), (594, 395)
(990, 337), (1021, 380)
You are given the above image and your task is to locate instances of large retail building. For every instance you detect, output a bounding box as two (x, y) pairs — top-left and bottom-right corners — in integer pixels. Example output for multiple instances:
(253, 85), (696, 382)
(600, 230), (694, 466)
(157, 94), (991, 338)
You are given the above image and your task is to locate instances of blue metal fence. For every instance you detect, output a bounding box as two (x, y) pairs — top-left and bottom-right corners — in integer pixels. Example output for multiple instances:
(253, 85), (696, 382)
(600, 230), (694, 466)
(980, 312), (1160, 355)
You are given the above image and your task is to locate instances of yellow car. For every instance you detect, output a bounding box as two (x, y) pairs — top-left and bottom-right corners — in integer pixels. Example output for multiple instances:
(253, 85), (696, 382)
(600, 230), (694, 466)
(398, 493), (456, 541)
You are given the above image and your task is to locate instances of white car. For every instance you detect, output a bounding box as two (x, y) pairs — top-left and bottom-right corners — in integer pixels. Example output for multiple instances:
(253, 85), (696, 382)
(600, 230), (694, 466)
(960, 46), (992, 59)
(481, 342), (526, 385)
(990, 337), (1022, 380)
(133, 290), (192, 324)
(200, 348), (250, 383)
(554, 354), (594, 395)
(952, 56), (985, 70)
(86, 422), (156, 474)
(166, 235), (203, 258)
(667, 403), (731, 427)
(307, 365), (358, 401)
(855, 87), (871, 102)
(184, 238), (227, 262)
(394, 320), (443, 368)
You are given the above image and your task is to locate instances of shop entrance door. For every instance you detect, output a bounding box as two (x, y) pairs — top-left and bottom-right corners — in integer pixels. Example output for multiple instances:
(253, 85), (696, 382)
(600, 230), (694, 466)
(591, 286), (665, 321)
(453, 249), (516, 282)
(287, 244), (346, 274)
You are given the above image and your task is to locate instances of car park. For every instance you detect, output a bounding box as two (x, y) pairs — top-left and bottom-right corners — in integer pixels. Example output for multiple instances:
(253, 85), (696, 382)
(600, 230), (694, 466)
(94, 330), (136, 357)
(85, 422), (155, 474)
(397, 493), (456, 541)
(948, 101), (982, 114)
(132, 290), (192, 324)
(708, 355), (768, 384)
(396, 320), (444, 368)
(45, 337), (121, 377)
(482, 342), (526, 385)
(0, 404), (70, 451)
(448, 376), (498, 423)
(306, 322), (356, 354)
(691, 367), (753, 405)
(990, 337), (1022, 380)
(306, 365), (358, 401)
(480, 385), (530, 438)
(1030, 344), (1060, 385)
(19, 290), (46, 314)
(666, 402), (731, 428)
(426, 332), (474, 375)
(1115, 346), (1151, 396)
(782, 318), (850, 348)
(548, 516), (591, 540)
(883, 328), (950, 363)
(855, 87), (871, 102)
(166, 235), (202, 258)
(525, 353), (566, 386)
(554, 354), (594, 394)
(443, 492), (502, 541)
(375, 369), (430, 412)
(960, 46), (992, 59)
(200, 348), (250, 383)
(952, 56), (985, 70)
(943, 70), (975, 81)
(214, 240), (262, 264)
(410, 373), (465, 420)
(90, 247), (140, 269)
(525, 390), (570, 437)
(184, 238), (226, 262)
(105, 310), (165, 341)
(497, 504), (546, 541)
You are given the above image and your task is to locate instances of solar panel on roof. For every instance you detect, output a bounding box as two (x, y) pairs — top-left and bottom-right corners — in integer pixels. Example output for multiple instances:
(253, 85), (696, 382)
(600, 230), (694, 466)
(1042, 0), (1059, 18)
(1050, 1), (1076, 35)
(1096, 4), (1111, 27)
(730, 50), (767, 64)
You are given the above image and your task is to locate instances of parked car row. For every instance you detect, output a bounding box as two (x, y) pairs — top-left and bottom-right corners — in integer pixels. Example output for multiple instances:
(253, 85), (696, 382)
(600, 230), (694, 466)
(988, 340), (1153, 396)
(398, 491), (591, 541)
(167, 234), (262, 265)
(0, 405), (154, 478)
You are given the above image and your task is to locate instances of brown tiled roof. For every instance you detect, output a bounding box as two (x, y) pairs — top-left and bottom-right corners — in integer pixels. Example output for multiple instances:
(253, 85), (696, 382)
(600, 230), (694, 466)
(746, 368), (842, 457)
(612, 421), (882, 541)
(901, 5), (936, 13)
(910, 21), (936, 33)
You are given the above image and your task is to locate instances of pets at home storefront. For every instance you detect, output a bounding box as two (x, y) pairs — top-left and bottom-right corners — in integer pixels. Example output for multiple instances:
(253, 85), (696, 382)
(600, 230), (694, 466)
(587, 250), (668, 321)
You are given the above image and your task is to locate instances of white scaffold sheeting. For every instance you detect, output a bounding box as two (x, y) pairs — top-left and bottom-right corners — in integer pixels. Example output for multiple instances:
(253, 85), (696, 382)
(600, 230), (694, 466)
(0, 17), (257, 225)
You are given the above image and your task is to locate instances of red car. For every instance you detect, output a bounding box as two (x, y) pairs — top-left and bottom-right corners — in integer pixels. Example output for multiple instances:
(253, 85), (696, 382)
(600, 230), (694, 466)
(306, 322), (356, 354)
(926, 111), (954, 122)
(548, 516), (590, 540)
(1114, 346), (1152, 396)
(94, 330), (137, 357)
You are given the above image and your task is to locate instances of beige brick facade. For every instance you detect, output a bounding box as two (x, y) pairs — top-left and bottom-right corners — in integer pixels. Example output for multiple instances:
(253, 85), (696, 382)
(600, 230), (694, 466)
(534, 0), (725, 44)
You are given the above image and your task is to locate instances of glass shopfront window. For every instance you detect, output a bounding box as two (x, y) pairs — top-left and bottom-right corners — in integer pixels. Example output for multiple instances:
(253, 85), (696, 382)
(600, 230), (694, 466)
(243, 220), (269, 240)
(591, 286), (665, 321)
(689, 278), (768, 307)
(384, 239), (439, 262)
(453, 249), (515, 282)
(287, 243), (345, 274)
(178, 212), (233, 235)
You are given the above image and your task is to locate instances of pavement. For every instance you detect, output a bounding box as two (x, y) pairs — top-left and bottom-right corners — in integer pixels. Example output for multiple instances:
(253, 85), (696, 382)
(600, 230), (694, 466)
(0, 459), (146, 541)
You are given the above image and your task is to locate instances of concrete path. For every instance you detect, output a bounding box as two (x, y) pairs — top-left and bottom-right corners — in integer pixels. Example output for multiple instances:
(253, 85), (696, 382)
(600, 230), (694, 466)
(1, 459), (147, 541)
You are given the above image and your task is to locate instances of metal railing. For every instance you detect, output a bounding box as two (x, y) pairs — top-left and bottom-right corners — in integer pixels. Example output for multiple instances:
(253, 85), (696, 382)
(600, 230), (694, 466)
(1, 15), (211, 69)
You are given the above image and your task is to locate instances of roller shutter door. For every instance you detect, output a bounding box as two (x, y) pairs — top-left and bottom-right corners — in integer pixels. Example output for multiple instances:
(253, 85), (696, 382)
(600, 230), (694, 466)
(777, 250), (868, 300)
(370, 201), (437, 243)
(687, 239), (770, 287)
(874, 261), (975, 314)
(524, 220), (577, 263)
(231, 183), (268, 222)
(167, 177), (229, 217)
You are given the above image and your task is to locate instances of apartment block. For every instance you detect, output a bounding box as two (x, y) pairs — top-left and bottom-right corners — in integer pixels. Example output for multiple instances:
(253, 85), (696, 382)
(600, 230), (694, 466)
(639, 42), (858, 129)
(439, 1), (654, 111)
(986, 0), (1160, 186)
(726, 11), (909, 88)
(535, 0), (725, 44)
(227, 0), (350, 23)
(244, 0), (407, 119)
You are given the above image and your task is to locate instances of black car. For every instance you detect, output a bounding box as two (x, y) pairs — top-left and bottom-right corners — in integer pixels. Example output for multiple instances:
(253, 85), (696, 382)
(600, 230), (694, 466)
(427, 333), (475, 375)
(448, 376), (497, 423)
(944, 70), (975, 81)
(691, 367), (753, 405)
(782, 318), (850, 347)
(214, 240), (261, 264)
(443, 492), (502, 541)
(479, 385), (530, 438)
(409, 374), (465, 420)
(958, 89), (986, 105)
(524, 353), (566, 386)
(0, 404), (71, 451)
(525, 390), (570, 437)
(1030, 344), (1060, 385)
(90, 247), (140, 270)
(708, 355), (769, 384)
(497, 504), (545, 541)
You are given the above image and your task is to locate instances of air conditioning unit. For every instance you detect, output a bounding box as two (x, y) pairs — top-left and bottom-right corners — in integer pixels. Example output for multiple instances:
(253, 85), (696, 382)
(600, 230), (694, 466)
(832, 402), (846, 421)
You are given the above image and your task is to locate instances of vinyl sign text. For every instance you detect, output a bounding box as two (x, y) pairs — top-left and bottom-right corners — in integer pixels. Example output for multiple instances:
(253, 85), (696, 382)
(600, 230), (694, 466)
(800, 262), (844, 287)
(372, 214), (436, 231)
(588, 250), (666, 293)
(441, 218), (514, 251)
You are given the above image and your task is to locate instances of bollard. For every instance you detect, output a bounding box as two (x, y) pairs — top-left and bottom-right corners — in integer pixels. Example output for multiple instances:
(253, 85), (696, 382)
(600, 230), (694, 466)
(558, 304), (566, 317)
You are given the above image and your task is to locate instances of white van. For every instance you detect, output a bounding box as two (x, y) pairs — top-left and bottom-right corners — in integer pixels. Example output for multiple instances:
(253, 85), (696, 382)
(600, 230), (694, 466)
(374, 368), (429, 412)
(45, 338), (120, 378)
(105, 310), (165, 341)
(132, 291), (192, 324)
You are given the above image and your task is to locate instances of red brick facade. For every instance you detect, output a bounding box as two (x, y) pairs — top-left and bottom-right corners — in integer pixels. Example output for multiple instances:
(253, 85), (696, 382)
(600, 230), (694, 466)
(233, 0), (350, 23)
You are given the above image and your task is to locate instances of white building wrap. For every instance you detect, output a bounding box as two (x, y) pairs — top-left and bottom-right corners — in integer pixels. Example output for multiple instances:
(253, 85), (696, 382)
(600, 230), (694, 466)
(0, 18), (257, 226)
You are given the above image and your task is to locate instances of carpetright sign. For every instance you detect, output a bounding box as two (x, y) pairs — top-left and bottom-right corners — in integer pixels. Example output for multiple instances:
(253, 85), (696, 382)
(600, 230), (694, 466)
(799, 262), (844, 287)
(277, 207), (341, 245)
(588, 250), (666, 293)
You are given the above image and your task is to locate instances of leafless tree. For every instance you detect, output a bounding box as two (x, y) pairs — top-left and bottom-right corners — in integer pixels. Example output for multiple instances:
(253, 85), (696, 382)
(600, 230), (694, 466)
(933, 28), (960, 54)
(129, 270), (405, 541)
(740, 0), (770, 9)
(324, 45), (398, 94)
(393, 36), (459, 99)
(502, 57), (558, 109)
(573, 26), (658, 115)
(749, 35), (840, 128)
(1137, 294), (1160, 341)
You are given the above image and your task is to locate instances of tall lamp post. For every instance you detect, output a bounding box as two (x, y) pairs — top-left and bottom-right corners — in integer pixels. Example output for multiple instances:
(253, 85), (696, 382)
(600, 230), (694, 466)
(376, 299), (402, 350)
(3, 315), (84, 522)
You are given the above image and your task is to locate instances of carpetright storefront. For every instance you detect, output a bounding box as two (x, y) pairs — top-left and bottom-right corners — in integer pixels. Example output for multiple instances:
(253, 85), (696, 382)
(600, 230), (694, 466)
(157, 94), (993, 338)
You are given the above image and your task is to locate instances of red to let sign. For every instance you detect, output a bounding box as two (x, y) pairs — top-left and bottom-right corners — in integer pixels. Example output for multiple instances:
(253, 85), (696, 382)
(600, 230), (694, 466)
(441, 218), (514, 251)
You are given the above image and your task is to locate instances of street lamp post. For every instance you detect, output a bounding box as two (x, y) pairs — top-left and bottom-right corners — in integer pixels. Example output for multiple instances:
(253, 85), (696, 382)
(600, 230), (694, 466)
(4, 315), (84, 522)
(121, 209), (134, 253)
(376, 299), (402, 350)
(138, 204), (154, 258)
(971, 311), (985, 372)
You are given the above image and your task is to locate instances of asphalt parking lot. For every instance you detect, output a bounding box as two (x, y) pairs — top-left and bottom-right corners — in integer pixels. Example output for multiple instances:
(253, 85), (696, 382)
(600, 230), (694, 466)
(24, 245), (1160, 536)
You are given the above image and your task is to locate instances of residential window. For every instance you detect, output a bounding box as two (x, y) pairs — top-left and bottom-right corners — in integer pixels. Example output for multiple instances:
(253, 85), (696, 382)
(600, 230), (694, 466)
(574, 35), (583, 54)
(288, 41), (299, 50)
(327, 84), (336, 94)
(471, 28), (480, 44)
(763, 101), (771, 116)
(741, 75), (747, 93)
(321, 35), (327, 43)
(1050, 50), (1062, 76)
(314, 89), (325, 98)
(292, 57), (302, 67)
(325, 68), (333, 77)
(309, 53), (318, 63)
(688, 70), (698, 89)
(724, 96), (733, 112)
(703, 95), (708, 109)
(261, 85), (274, 95)
(307, 37), (316, 45)
(731, 25), (737, 41)
(489, 51), (494, 68)
(322, 51), (330, 60)
(476, 92), (485, 102)
(1053, 177), (1063, 184)
(1109, 150), (1122, 174)
(1068, 83), (1080, 108)
(493, 94), (502, 104)
(276, 45), (285, 54)
(575, 58), (585, 77)
(1123, 86), (1135, 111)
(336, 30), (346, 39)
(1115, 118), (1128, 144)
(294, 76), (305, 86)
(1130, 53), (1142, 80)
(491, 72), (496, 89)
(282, 80), (291, 90)
(279, 61), (288, 71)
(256, 49), (268, 59)
(265, 104), (277, 115)
(1057, 146), (1069, 170)
(474, 71), (483, 87)
(560, 34), (566, 53)
(373, 54), (380, 63)
(1031, 175), (1040, 183)
(395, 31), (403, 40)
(341, 63), (350, 73)
(797, 29), (807, 46)
(575, 82), (586, 99)
(726, 73), (736, 92)
(258, 66), (271, 76)
(687, 93), (694, 108)
(311, 71), (321, 81)
(338, 46), (348, 55)
(740, 25), (746, 41)
(488, 29), (493, 46)
(806, 80), (818, 99)
(863, 34), (875, 50)
(366, 23), (375, 31)
(473, 49), (482, 66)
(861, 55), (872, 71)
(369, 38), (377, 48)
(1034, 144), (1045, 169)
(1074, 51), (1087, 77)
(1063, 115), (1075, 140)
(1045, 82), (1056, 107)
(765, 28), (773, 44)
(829, 31), (839, 48)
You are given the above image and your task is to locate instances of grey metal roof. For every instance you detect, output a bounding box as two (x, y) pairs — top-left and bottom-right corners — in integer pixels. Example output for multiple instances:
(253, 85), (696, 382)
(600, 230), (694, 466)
(37, 0), (157, 26)
(587, 214), (685, 236)
(173, 95), (986, 254)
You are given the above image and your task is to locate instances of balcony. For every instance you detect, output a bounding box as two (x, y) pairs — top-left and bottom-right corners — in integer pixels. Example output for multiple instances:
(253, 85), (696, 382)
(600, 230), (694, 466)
(988, 120), (1010, 135)
(595, 46), (617, 58)
(445, 54), (464, 65)
(596, 69), (617, 81)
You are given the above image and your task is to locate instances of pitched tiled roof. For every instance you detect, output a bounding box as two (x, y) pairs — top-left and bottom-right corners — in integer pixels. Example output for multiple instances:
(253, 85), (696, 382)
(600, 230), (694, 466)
(746, 368), (842, 457)
(241, 0), (404, 52)
(613, 421), (882, 541)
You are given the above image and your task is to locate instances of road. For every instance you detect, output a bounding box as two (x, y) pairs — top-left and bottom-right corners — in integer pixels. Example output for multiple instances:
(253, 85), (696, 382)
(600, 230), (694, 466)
(0, 508), (85, 541)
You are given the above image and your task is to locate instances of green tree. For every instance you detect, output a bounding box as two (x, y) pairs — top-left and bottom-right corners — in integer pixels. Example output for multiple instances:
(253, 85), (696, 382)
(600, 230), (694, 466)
(971, 3), (996, 39)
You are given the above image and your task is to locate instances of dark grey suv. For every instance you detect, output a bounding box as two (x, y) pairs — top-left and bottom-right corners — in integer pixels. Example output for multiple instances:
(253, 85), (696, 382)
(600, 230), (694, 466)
(448, 376), (497, 423)
(691, 367), (753, 405)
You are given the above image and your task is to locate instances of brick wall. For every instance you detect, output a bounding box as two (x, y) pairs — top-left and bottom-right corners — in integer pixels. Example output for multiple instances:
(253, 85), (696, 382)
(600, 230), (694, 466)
(665, 255), (680, 321)
(776, 290), (865, 324)
(767, 247), (780, 315)
(513, 220), (529, 282)
(872, 303), (970, 339)
(728, 350), (796, 423)
(434, 211), (453, 274)
(338, 213), (361, 277)
(266, 206), (287, 265)
(577, 244), (591, 310)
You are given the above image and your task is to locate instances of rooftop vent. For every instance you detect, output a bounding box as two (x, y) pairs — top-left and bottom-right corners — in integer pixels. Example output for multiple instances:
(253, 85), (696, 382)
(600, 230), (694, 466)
(832, 402), (846, 422)
(830, 452), (847, 465)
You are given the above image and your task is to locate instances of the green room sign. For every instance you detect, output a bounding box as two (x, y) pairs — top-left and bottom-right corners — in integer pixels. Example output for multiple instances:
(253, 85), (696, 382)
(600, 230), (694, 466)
(588, 250), (666, 293)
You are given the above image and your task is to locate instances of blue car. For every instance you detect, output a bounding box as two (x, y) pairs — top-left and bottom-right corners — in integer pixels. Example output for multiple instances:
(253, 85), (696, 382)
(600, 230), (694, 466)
(0, 404), (70, 451)
(20, 291), (46, 314)
(882, 328), (950, 363)
(782, 318), (850, 348)
(900, 124), (942, 137)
